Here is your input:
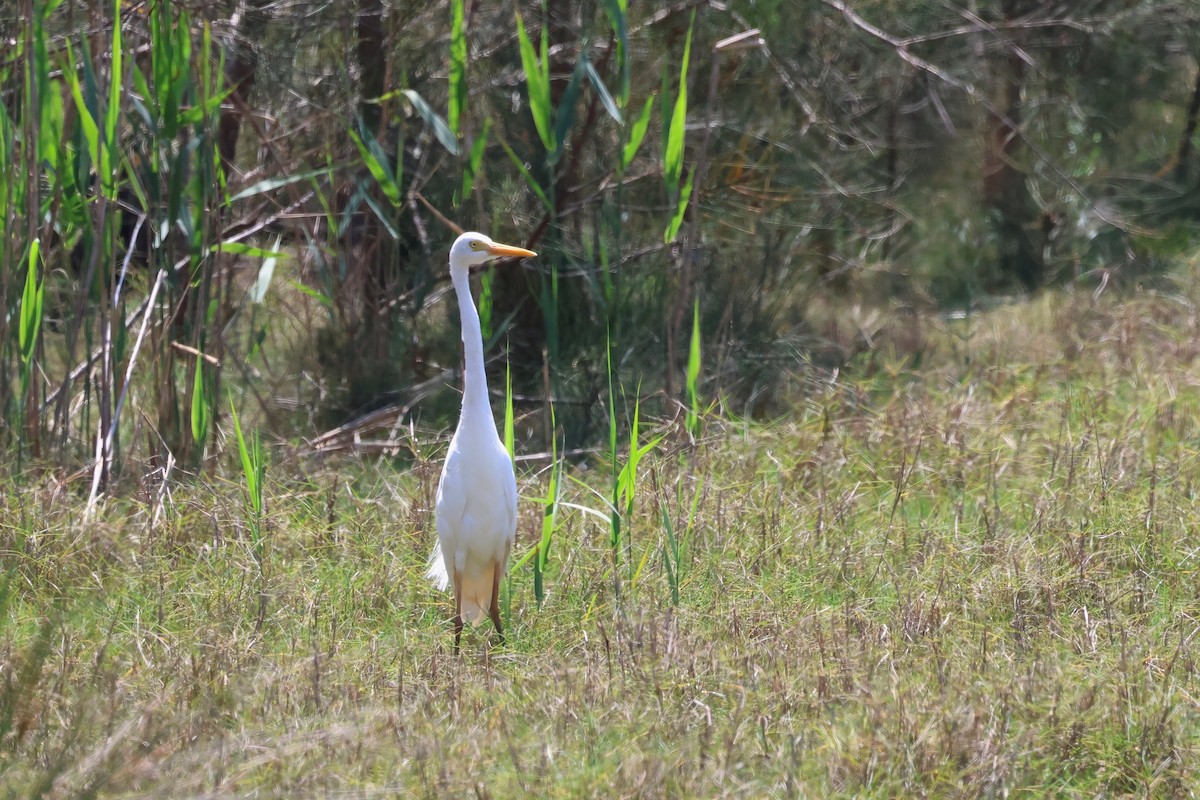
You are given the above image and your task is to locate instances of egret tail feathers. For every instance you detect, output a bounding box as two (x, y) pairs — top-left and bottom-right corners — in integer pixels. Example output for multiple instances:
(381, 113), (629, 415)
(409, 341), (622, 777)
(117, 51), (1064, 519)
(425, 541), (450, 591)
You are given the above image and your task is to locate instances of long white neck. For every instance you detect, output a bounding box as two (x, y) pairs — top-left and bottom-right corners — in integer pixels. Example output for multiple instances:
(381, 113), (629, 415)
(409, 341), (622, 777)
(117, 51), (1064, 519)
(450, 265), (494, 428)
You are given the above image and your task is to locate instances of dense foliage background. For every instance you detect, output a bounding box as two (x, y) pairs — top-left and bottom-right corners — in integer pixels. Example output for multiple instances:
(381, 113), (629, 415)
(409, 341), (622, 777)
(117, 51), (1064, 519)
(2, 0), (1199, 479)
(8, 3), (1200, 796)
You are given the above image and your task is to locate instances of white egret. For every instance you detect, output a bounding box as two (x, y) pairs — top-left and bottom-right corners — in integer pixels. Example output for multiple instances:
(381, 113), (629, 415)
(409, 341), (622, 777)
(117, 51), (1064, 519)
(427, 231), (536, 652)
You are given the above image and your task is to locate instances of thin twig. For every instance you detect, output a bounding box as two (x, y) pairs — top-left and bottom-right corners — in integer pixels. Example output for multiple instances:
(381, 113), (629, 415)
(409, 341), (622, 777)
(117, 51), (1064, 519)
(170, 341), (222, 366)
(820, 0), (1150, 235)
(106, 268), (168, 460)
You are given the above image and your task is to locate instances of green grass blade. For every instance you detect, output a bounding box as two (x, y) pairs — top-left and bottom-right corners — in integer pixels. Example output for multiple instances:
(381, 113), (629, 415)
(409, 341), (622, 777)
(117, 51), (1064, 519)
(253, 430), (265, 516)
(624, 395), (664, 510)
(228, 397), (262, 516)
(104, 0), (122, 152)
(602, 0), (630, 107)
(179, 86), (233, 126)
(607, 329), (622, 567)
(515, 12), (553, 152)
(661, 504), (680, 606)
(631, 541), (653, 585)
(130, 65), (153, 125)
(229, 398), (268, 561)
(38, 80), (63, 175)
(400, 89), (461, 156)
(150, 0), (184, 138)
(621, 93), (654, 172)
(606, 327), (619, 480)
(250, 236), (282, 304)
(288, 280), (333, 306)
(663, 13), (694, 192)
(663, 168), (693, 242)
(504, 354), (515, 465)
(449, 0), (466, 138)
(32, 3), (50, 93)
(553, 59), (585, 159)
(190, 358), (209, 450)
(685, 477), (704, 541)
(618, 430), (666, 516)
(168, 10), (192, 138)
(686, 297), (702, 435)
(498, 134), (552, 211)
(533, 404), (560, 607)
(347, 129), (401, 206)
(609, 500), (622, 567)
(478, 269), (493, 339)
(613, 386), (661, 583)
(460, 118), (490, 201)
(229, 167), (341, 202)
(150, 0), (167, 116)
(19, 240), (42, 365)
(63, 42), (100, 171)
(618, 391), (643, 515)
(539, 462), (560, 570)
(358, 191), (402, 240)
(208, 242), (287, 259)
(584, 56), (622, 125)
(201, 19), (213, 122)
(0, 106), (11, 219)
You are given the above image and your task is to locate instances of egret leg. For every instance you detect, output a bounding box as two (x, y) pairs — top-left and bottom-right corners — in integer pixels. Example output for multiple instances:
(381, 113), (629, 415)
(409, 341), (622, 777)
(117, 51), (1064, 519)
(488, 560), (505, 645)
(453, 568), (464, 655)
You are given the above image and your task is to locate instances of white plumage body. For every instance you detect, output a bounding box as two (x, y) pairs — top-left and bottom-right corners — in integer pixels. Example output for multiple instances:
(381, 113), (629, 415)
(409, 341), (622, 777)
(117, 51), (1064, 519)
(428, 416), (516, 623)
(426, 231), (534, 647)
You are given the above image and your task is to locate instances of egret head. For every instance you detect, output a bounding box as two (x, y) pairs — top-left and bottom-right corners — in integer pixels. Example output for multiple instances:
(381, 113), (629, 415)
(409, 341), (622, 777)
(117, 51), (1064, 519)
(449, 232), (536, 272)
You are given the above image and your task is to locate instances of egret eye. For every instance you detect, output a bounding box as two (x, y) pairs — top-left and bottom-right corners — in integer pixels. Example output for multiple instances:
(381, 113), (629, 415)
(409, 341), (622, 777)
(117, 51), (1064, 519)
(470, 240), (482, 250)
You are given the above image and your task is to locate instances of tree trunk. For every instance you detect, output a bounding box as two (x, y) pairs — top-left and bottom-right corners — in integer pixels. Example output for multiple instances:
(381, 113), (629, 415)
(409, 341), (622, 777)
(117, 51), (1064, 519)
(357, 0), (386, 136)
(216, 0), (272, 176)
(354, 0), (391, 335)
(1173, 66), (1200, 184)
(981, 0), (1042, 291)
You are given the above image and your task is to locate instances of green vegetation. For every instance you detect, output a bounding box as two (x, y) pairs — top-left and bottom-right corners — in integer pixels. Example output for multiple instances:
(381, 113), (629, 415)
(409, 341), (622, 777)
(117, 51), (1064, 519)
(5, 288), (1200, 796)
(3, 0), (1199, 466)
(3, 1), (1200, 796)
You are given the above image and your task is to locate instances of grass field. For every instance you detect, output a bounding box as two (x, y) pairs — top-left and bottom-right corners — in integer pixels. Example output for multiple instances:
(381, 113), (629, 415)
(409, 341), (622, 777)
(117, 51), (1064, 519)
(5, 285), (1200, 798)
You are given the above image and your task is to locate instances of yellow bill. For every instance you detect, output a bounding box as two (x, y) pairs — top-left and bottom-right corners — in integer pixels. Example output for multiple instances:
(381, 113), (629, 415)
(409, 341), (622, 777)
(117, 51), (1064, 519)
(485, 242), (537, 259)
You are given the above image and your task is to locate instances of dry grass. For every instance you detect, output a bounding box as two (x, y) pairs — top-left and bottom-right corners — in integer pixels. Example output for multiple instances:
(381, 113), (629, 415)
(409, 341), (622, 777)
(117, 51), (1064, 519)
(5, 283), (1200, 798)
